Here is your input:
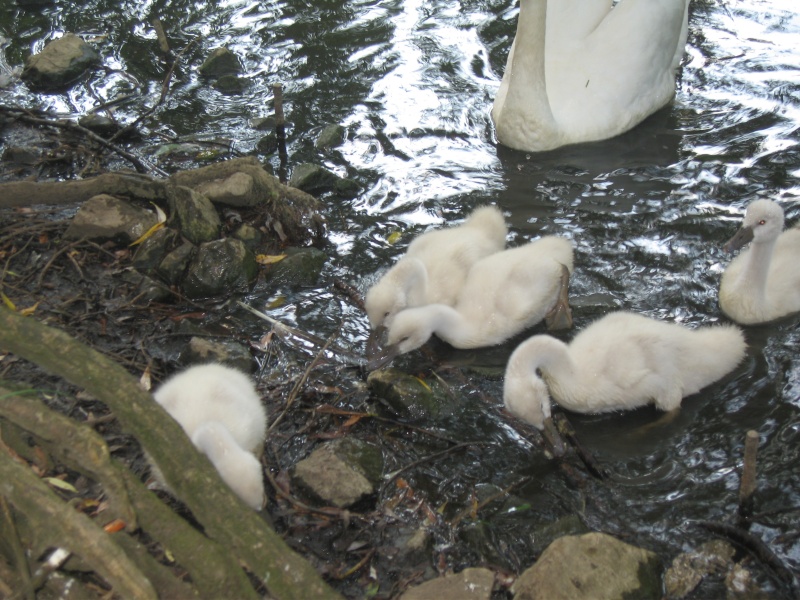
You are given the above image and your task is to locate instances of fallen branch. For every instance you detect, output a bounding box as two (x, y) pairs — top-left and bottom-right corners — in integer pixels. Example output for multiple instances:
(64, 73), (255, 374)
(0, 450), (158, 600)
(0, 306), (342, 600)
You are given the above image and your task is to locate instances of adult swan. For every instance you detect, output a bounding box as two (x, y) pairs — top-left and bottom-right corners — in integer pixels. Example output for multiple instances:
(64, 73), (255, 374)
(491, 0), (690, 152)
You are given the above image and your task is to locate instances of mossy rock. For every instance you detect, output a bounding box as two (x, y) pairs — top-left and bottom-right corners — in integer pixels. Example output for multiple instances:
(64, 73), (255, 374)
(182, 238), (257, 298)
(167, 186), (220, 245)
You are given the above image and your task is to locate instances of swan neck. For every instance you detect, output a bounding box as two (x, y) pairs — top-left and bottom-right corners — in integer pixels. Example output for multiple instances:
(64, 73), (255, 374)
(429, 305), (469, 345)
(739, 238), (776, 299)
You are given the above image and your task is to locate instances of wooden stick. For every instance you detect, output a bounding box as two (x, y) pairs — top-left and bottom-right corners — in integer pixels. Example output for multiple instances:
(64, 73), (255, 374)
(273, 84), (288, 183)
(738, 429), (759, 522)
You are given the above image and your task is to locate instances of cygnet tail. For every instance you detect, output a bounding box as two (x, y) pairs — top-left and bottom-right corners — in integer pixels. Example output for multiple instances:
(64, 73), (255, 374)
(683, 325), (746, 393)
(464, 206), (507, 242)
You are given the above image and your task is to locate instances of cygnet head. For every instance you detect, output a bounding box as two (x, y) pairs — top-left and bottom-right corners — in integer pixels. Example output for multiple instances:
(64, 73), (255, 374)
(365, 306), (438, 370)
(503, 368), (551, 430)
(364, 259), (426, 329)
(191, 422), (265, 511)
(724, 199), (785, 252)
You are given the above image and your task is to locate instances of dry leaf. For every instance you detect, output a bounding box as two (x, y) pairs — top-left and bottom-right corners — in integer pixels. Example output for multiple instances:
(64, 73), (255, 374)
(1, 292), (16, 311)
(44, 477), (78, 493)
(19, 301), (39, 316)
(255, 253), (287, 266)
(129, 222), (165, 247)
(386, 231), (402, 245)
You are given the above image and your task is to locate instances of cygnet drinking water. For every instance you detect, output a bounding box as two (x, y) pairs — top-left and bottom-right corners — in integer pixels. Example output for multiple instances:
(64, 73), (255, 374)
(503, 312), (746, 430)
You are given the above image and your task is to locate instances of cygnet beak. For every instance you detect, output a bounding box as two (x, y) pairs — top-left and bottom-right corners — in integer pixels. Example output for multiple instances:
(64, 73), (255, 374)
(723, 225), (754, 253)
(541, 417), (566, 458)
(366, 324), (388, 358)
(365, 339), (402, 371)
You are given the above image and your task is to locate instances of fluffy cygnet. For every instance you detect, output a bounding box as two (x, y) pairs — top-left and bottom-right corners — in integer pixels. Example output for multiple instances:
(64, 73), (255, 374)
(151, 363), (267, 510)
(365, 205), (507, 329)
(504, 312), (746, 430)
(719, 198), (800, 325)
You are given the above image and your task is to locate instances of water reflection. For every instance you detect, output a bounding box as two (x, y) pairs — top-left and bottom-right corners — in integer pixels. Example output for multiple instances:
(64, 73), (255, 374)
(2, 0), (800, 584)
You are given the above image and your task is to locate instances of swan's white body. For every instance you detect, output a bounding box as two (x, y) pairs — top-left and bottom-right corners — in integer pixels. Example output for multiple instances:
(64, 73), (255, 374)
(152, 364), (267, 510)
(492, 0), (690, 152)
(503, 312), (746, 429)
(719, 199), (800, 325)
(365, 206), (507, 329)
(385, 236), (573, 354)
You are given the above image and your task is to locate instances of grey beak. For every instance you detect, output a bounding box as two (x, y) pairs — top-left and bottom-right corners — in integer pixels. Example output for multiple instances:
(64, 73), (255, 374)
(723, 225), (754, 253)
(365, 341), (401, 372)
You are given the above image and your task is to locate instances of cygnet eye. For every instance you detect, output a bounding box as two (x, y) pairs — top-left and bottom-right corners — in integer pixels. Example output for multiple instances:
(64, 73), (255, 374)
(758, 219), (766, 225)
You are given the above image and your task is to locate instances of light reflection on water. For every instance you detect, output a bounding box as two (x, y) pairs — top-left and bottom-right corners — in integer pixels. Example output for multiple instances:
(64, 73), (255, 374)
(2, 0), (800, 581)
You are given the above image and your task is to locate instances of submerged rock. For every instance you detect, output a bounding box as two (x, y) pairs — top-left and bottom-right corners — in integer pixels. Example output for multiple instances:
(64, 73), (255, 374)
(64, 195), (158, 244)
(367, 368), (447, 420)
(293, 438), (383, 508)
(22, 33), (100, 90)
(182, 238), (257, 298)
(315, 124), (346, 149)
(399, 568), (495, 600)
(262, 246), (327, 288)
(512, 532), (661, 600)
(198, 47), (242, 79)
(290, 163), (359, 198)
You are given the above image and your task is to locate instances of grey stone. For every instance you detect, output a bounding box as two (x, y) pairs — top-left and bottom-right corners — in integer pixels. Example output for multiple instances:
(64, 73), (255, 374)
(182, 238), (257, 298)
(119, 270), (172, 303)
(512, 532), (661, 600)
(157, 241), (195, 284)
(167, 186), (220, 244)
(64, 195), (158, 245)
(22, 33), (100, 90)
(181, 337), (253, 373)
(131, 227), (177, 272)
(198, 47), (242, 79)
(399, 568), (495, 600)
(232, 224), (263, 250)
(194, 172), (260, 208)
(293, 438), (383, 508)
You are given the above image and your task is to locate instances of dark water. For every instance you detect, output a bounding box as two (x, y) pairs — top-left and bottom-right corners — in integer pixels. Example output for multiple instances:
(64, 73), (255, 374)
(2, 0), (799, 590)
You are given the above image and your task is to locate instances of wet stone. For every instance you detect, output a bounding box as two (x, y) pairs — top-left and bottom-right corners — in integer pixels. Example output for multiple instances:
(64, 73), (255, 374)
(2, 146), (39, 166)
(131, 227), (177, 272)
(293, 438), (384, 508)
(167, 186), (220, 244)
(289, 163), (340, 194)
(262, 246), (327, 288)
(64, 194), (158, 245)
(118, 270), (172, 303)
(232, 223), (263, 250)
(182, 238), (257, 298)
(512, 532), (661, 600)
(181, 337), (253, 373)
(315, 124), (346, 149)
(22, 33), (100, 90)
(198, 47), (242, 79)
(398, 567), (495, 600)
(664, 539), (735, 599)
(78, 114), (121, 138)
(157, 241), (195, 284)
